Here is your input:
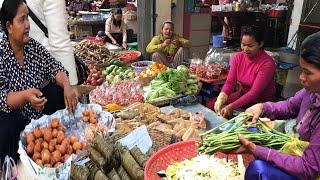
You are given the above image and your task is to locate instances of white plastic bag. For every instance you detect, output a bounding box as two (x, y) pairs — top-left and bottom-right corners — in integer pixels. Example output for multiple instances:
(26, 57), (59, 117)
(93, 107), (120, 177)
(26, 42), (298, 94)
(2, 155), (18, 180)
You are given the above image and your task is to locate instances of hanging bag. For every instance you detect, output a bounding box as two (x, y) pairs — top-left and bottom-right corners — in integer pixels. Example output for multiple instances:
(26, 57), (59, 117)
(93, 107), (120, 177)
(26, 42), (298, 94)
(1, 155), (18, 180)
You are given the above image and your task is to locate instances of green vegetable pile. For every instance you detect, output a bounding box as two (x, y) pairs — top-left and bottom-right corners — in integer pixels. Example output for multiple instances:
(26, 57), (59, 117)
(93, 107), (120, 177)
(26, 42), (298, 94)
(144, 65), (199, 102)
(198, 113), (309, 156)
(102, 59), (135, 83)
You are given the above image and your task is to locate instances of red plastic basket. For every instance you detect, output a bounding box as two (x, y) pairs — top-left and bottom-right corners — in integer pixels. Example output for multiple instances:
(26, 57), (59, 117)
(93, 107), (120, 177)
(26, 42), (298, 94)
(144, 140), (254, 180)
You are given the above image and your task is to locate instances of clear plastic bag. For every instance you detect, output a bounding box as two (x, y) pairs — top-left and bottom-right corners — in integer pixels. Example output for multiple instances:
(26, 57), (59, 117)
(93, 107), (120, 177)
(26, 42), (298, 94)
(1, 156), (18, 180)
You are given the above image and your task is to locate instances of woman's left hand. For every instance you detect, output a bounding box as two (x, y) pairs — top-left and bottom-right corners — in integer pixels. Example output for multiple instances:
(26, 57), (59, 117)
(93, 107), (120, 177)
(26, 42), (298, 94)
(122, 42), (127, 49)
(220, 104), (234, 118)
(63, 85), (78, 113)
(231, 134), (256, 154)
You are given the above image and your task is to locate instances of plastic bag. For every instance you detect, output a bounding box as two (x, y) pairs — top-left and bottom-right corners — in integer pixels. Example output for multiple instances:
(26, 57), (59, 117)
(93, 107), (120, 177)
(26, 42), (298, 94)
(279, 137), (309, 157)
(2, 156), (18, 180)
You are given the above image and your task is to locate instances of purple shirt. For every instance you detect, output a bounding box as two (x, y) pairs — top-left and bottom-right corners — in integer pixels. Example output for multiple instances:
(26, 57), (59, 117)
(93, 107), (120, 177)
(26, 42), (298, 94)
(254, 89), (320, 179)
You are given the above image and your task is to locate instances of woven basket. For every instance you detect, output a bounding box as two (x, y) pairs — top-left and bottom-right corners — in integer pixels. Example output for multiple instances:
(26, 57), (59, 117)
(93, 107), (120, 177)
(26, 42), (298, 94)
(144, 140), (254, 180)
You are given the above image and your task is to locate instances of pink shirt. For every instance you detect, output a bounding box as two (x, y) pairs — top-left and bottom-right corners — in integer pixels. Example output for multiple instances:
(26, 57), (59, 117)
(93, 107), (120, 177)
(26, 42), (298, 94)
(221, 50), (276, 108)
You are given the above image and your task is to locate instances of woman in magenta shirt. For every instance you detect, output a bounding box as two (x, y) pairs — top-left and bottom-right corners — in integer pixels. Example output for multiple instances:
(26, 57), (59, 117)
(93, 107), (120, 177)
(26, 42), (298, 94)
(214, 26), (276, 118)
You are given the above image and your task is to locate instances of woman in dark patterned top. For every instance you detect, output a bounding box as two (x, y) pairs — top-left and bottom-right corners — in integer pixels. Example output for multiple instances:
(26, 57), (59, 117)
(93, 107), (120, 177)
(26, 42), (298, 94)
(0, 0), (78, 163)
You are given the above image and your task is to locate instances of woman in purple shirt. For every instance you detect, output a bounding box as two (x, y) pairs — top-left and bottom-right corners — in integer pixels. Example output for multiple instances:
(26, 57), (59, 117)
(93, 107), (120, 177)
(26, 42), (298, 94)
(234, 32), (320, 179)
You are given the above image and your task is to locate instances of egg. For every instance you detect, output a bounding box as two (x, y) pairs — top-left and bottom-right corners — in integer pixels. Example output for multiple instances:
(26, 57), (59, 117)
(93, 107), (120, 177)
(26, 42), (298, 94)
(50, 118), (60, 129)
(33, 127), (42, 139)
(41, 141), (49, 150)
(41, 149), (50, 164)
(26, 133), (35, 144)
(52, 129), (58, 138)
(32, 152), (41, 162)
(51, 150), (61, 164)
(58, 144), (67, 156)
(26, 142), (35, 155)
(34, 142), (42, 153)
(43, 128), (52, 142)
(56, 131), (64, 144)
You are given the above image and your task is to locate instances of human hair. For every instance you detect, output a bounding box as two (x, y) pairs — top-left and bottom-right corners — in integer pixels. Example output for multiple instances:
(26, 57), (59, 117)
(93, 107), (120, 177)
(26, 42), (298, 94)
(242, 26), (264, 45)
(0, 0), (24, 35)
(113, 8), (122, 15)
(300, 32), (320, 69)
(162, 20), (174, 30)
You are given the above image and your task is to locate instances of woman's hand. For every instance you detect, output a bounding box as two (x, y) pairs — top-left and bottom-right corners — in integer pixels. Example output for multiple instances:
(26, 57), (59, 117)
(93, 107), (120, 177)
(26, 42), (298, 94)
(25, 88), (47, 112)
(220, 104), (234, 118)
(231, 134), (256, 154)
(162, 39), (171, 48)
(214, 92), (228, 115)
(171, 39), (181, 47)
(245, 103), (264, 122)
(63, 85), (78, 113)
(112, 39), (119, 46)
(122, 41), (127, 49)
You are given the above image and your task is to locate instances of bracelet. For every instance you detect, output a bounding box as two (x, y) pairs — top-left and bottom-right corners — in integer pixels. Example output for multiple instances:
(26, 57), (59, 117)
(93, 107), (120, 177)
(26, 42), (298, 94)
(266, 149), (271, 161)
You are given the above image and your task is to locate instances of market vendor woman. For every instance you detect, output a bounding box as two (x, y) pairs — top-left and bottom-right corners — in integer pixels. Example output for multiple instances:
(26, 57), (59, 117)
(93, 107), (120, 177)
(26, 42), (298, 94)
(236, 32), (320, 179)
(0, 0), (78, 163)
(213, 26), (276, 118)
(146, 20), (190, 68)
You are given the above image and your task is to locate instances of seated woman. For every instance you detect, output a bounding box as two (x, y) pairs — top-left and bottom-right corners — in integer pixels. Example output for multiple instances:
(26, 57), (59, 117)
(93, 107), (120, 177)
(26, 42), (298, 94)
(236, 32), (320, 180)
(212, 26), (276, 118)
(146, 20), (190, 68)
(0, 0), (78, 163)
(104, 8), (129, 49)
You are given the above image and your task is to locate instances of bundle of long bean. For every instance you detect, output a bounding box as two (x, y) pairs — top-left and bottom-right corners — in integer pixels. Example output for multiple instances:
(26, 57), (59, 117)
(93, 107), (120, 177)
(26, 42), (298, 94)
(198, 113), (292, 154)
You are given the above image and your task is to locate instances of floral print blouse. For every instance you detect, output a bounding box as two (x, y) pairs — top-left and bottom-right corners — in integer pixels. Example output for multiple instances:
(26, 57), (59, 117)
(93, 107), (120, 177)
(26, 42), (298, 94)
(0, 34), (67, 120)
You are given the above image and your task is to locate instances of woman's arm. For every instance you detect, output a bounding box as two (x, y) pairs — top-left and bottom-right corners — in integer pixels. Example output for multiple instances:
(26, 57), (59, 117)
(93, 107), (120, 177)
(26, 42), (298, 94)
(121, 21), (127, 43)
(221, 53), (239, 96)
(254, 125), (320, 179)
(146, 36), (164, 53)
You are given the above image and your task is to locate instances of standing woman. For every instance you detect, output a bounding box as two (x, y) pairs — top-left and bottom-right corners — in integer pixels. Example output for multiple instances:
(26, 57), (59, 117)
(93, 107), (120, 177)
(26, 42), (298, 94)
(0, 0), (77, 163)
(104, 8), (128, 49)
(212, 26), (276, 118)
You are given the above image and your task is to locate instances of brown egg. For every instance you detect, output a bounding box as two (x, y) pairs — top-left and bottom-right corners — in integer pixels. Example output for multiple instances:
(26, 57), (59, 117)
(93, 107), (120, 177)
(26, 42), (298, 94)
(63, 154), (70, 162)
(26, 133), (35, 144)
(61, 138), (70, 147)
(69, 135), (79, 145)
(81, 142), (88, 150)
(41, 141), (49, 150)
(72, 142), (82, 152)
(51, 150), (61, 164)
(50, 118), (60, 129)
(58, 144), (67, 156)
(48, 139), (56, 152)
(35, 159), (42, 166)
(34, 142), (42, 153)
(43, 128), (52, 142)
(67, 145), (73, 155)
(41, 149), (50, 164)
(32, 152), (41, 162)
(52, 129), (58, 138)
(26, 142), (35, 155)
(57, 124), (65, 132)
(35, 138), (44, 144)
(33, 127), (42, 139)
(56, 132), (64, 144)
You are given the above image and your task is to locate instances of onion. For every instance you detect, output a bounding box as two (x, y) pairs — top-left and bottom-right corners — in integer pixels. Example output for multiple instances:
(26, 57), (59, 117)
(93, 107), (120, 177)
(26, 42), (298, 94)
(26, 133), (35, 144)
(72, 142), (82, 152)
(32, 152), (41, 161)
(41, 149), (50, 164)
(27, 142), (35, 155)
(34, 142), (42, 153)
(41, 141), (49, 150)
(43, 128), (52, 142)
(69, 135), (79, 144)
(33, 127), (42, 139)
(52, 129), (58, 138)
(51, 150), (61, 164)
(50, 118), (60, 129)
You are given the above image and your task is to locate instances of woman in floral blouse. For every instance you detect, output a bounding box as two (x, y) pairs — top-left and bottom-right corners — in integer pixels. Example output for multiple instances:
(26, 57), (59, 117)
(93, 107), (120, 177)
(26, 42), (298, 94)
(0, 0), (78, 163)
